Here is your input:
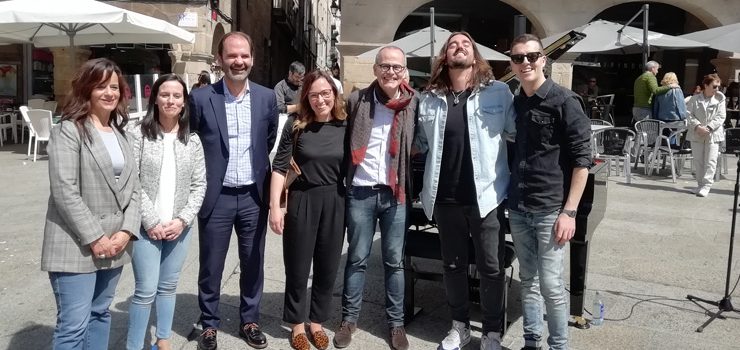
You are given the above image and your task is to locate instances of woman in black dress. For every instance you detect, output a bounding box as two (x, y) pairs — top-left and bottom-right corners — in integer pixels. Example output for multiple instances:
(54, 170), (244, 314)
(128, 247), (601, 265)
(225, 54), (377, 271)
(269, 70), (347, 350)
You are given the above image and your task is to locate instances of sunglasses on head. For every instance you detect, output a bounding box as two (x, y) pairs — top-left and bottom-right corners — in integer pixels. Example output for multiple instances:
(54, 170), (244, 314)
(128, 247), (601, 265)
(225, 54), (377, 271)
(510, 52), (543, 64)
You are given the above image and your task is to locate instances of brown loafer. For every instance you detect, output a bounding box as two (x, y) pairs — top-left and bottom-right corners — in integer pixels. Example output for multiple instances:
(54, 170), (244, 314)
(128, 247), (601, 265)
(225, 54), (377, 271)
(310, 329), (330, 350)
(290, 332), (310, 350)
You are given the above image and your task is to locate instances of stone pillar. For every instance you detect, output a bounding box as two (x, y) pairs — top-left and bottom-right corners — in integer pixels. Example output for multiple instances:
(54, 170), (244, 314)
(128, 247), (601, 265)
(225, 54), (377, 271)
(50, 47), (91, 105)
(340, 55), (376, 93)
(550, 62), (574, 91)
(170, 11), (228, 87)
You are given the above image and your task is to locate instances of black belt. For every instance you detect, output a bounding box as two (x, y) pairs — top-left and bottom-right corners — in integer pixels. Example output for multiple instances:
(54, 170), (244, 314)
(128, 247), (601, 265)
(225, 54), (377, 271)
(221, 184), (257, 194)
(354, 184), (391, 191)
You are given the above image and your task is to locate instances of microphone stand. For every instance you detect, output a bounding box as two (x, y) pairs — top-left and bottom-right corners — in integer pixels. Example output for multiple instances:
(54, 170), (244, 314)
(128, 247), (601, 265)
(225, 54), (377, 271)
(686, 154), (740, 332)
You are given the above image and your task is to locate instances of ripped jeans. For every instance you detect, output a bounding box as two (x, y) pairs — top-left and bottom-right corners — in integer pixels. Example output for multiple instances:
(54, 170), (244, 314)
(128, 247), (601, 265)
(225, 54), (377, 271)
(434, 204), (506, 334)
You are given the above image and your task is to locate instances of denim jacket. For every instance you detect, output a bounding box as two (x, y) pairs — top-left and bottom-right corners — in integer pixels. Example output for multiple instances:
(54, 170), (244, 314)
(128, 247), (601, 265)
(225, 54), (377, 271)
(652, 87), (687, 121)
(413, 80), (516, 219)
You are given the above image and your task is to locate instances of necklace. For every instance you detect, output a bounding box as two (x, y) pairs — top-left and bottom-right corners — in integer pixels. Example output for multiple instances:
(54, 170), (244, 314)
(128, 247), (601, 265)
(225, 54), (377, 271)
(451, 90), (465, 105)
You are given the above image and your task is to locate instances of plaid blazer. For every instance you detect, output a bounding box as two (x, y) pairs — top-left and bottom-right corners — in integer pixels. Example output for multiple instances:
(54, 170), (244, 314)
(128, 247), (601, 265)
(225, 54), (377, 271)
(41, 119), (141, 273)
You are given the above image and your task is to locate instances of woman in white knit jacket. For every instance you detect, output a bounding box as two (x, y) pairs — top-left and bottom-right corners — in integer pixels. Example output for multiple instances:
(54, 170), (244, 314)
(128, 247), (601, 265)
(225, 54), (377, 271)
(686, 73), (726, 197)
(126, 74), (206, 350)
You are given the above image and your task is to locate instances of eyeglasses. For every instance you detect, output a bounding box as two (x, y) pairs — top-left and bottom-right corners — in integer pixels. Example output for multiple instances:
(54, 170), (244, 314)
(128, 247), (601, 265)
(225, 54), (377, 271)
(377, 63), (406, 73)
(589, 80), (597, 83)
(711, 85), (720, 89)
(509, 52), (543, 64)
(308, 89), (334, 101)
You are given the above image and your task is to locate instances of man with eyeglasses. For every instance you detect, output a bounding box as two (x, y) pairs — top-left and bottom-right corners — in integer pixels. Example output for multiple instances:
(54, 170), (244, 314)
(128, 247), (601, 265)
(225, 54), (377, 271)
(508, 33), (591, 350)
(334, 45), (417, 350)
(414, 31), (515, 350)
(633, 60), (675, 123)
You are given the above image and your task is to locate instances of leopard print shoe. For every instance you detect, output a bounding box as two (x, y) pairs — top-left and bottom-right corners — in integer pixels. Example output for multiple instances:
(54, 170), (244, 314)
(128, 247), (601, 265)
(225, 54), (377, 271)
(310, 329), (330, 350)
(290, 332), (310, 350)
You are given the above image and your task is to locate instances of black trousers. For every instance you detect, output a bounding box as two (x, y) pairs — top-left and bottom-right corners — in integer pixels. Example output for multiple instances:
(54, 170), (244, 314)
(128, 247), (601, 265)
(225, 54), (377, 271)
(433, 203), (506, 334)
(282, 184), (345, 324)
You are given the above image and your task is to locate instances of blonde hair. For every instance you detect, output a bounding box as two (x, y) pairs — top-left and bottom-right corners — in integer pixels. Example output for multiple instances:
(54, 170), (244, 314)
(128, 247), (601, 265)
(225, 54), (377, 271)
(661, 72), (678, 86)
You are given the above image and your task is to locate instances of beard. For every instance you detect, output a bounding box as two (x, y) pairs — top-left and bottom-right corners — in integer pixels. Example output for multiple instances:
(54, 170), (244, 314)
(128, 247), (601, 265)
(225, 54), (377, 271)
(224, 64), (250, 82)
(448, 58), (473, 69)
(447, 49), (474, 69)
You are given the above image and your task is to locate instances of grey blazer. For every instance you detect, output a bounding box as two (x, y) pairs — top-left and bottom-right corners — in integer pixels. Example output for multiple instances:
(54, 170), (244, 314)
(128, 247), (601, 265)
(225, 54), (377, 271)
(127, 124), (206, 230)
(41, 120), (141, 273)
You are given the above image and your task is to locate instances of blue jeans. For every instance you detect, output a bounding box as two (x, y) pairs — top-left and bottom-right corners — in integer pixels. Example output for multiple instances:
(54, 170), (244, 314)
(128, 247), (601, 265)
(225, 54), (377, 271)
(342, 186), (406, 327)
(49, 267), (123, 350)
(508, 209), (568, 350)
(127, 227), (192, 350)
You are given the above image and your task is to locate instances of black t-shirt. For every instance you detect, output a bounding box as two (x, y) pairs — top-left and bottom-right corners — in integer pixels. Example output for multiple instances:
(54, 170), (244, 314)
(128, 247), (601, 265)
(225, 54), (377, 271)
(272, 116), (348, 188)
(436, 89), (476, 205)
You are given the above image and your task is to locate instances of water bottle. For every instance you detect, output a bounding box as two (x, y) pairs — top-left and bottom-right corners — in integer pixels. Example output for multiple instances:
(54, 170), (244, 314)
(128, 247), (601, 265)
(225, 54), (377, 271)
(592, 291), (604, 326)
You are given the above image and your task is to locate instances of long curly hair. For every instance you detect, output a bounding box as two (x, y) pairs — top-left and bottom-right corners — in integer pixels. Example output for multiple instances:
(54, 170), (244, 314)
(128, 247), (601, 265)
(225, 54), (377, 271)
(426, 31), (494, 93)
(61, 58), (130, 141)
(293, 70), (347, 130)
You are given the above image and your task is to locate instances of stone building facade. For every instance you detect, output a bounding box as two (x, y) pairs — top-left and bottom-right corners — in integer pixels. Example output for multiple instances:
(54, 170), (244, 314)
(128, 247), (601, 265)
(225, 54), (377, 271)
(337, 0), (740, 92)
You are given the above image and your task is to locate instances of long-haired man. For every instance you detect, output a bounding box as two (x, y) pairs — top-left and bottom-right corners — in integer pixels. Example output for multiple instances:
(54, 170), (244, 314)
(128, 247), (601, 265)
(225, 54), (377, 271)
(414, 32), (515, 350)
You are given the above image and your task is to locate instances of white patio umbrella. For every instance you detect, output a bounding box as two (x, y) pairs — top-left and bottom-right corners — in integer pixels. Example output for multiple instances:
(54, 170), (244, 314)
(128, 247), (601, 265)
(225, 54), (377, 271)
(0, 0), (195, 47)
(541, 19), (707, 54)
(359, 25), (509, 61)
(679, 22), (740, 53)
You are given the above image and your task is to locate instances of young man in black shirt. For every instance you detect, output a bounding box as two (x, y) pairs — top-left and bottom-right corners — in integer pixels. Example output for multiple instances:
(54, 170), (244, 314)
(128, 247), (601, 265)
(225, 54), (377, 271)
(507, 33), (592, 350)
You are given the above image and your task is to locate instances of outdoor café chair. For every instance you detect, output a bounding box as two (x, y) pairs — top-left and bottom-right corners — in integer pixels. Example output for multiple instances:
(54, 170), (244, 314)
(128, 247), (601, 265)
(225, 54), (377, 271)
(26, 109), (53, 162)
(593, 127), (635, 183)
(0, 112), (15, 147)
(19, 106), (32, 156)
(590, 119), (613, 157)
(716, 127), (740, 179)
(634, 119), (662, 173)
(646, 120), (690, 183)
(593, 94), (615, 125)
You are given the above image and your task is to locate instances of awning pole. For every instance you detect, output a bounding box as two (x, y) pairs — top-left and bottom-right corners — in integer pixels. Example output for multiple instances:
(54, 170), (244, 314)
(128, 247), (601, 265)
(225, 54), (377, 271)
(430, 7), (435, 71)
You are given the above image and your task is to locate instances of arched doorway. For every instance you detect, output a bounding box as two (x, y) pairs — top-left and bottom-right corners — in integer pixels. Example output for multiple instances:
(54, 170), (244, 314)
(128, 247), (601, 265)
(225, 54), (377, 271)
(211, 23), (226, 77)
(574, 2), (711, 125)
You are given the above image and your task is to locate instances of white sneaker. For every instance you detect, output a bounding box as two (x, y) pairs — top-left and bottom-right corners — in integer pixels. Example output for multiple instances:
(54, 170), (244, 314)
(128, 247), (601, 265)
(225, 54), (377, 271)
(479, 332), (502, 350)
(438, 320), (471, 350)
(697, 186), (710, 197)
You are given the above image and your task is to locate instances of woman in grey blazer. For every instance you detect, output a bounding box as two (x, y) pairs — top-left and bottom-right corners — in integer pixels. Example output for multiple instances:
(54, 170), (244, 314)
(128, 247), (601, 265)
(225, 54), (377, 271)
(42, 58), (140, 349)
(126, 74), (206, 350)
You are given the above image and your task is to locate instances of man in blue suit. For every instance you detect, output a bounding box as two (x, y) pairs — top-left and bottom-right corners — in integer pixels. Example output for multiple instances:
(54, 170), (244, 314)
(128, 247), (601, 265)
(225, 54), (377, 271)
(189, 31), (278, 350)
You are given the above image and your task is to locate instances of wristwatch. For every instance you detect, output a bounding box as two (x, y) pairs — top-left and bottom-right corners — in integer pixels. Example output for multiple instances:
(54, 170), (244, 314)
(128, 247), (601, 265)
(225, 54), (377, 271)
(561, 209), (577, 218)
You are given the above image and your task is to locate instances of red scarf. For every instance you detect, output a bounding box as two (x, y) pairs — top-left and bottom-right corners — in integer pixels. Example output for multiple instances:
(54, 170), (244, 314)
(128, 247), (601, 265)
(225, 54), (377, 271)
(350, 80), (415, 203)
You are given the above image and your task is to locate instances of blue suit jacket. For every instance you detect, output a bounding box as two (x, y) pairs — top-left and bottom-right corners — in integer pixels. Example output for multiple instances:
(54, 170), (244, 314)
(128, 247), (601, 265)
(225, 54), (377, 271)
(189, 79), (278, 217)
